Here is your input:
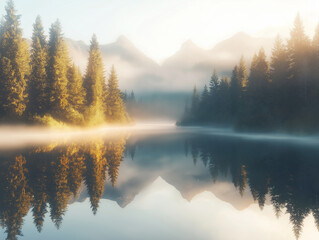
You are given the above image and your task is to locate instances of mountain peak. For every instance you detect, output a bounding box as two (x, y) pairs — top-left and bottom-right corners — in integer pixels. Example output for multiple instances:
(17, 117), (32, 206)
(232, 31), (251, 39)
(180, 39), (200, 51)
(116, 35), (133, 46)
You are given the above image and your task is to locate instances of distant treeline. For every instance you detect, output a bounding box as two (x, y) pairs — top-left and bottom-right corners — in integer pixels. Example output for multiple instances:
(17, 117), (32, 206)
(0, 0), (129, 126)
(180, 15), (319, 132)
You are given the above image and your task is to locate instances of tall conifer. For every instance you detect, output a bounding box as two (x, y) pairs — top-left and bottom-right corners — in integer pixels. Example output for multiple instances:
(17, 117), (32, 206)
(105, 66), (126, 123)
(288, 14), (311, 106)
(209, 69), (219, 95)
(238, 56), (248, 88)
(67, 65), (85, 113)
(0, 0), (30, 120)
(83, 34), (106, 124)
(47, 20), (70, 120)
(28, 16), (48, 117)
(270, 35), (290, 121)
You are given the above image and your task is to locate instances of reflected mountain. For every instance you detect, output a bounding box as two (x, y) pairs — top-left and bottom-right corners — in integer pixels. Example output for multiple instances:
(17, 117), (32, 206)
(0, 130), (318, 239)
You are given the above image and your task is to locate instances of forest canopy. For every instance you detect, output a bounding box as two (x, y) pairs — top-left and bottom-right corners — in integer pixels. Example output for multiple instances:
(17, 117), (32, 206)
(0, 0), (130, 127)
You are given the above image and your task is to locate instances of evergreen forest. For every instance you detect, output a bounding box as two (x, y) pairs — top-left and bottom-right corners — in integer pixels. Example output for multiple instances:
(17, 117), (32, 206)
(0, 0), (129, 127)
(180, 15), (319, 133)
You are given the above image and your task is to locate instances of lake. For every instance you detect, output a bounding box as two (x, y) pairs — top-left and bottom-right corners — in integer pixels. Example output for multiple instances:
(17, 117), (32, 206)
(0, 124), (318, 240)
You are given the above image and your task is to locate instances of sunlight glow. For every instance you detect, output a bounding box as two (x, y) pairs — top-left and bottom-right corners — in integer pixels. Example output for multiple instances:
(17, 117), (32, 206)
(1, 0), (318, 62)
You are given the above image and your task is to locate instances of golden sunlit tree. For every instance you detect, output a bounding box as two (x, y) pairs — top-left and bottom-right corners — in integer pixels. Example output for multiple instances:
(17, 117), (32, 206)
(83, 35), (107, 125)
(0, 0), (30, 121)
(105, 66), (127, 123)
(47, 20), (70, 121)
(66, 65), (86, 124)
(28, 16), (48, 118)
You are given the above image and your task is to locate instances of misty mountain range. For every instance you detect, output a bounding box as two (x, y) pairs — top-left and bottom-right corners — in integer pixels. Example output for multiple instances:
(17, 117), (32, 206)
(66, 32), (274, 93)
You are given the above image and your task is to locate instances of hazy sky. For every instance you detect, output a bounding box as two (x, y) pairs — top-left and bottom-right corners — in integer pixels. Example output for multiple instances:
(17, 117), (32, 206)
(0, 0), (319, 62)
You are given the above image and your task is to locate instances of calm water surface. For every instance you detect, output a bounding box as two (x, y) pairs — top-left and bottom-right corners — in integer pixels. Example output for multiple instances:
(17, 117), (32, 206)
(0, 125), (319, 240)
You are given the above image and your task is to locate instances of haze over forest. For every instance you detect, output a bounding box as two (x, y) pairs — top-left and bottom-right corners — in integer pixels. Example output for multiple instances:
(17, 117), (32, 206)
(65, 32), (274, 92)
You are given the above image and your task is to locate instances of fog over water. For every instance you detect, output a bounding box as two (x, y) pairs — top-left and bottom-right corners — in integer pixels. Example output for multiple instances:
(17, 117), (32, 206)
(1, 123), (319, 149)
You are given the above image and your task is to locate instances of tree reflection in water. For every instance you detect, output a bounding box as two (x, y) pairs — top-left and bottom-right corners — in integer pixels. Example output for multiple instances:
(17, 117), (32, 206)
(0, 132), (319, 239)
(186, 135), (319, 239)
(0, 135), (127, 240)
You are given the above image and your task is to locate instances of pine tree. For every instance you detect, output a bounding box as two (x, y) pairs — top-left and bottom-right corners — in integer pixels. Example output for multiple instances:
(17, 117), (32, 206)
(83, 34), (106, 125)
(0, 0), (30, 120)
(230, 66), (240, 120)
(271, 36), (290, 88)
(199, 84), (209, 121)
(209, 68), (219, 95)
(248, 48), (270, 91)
(209, 69), (220, 122)
(105, 66), (126, 123)
(238, 56), (248, 88)
(243, 48), (270, 129)
(288, 14), (311, 107)
(219, 77), (231, 122)
(28, 16), (48, 117)
(47, 20), (70, 120)
(67, 64), (85, 113)
(234, 57), (247, 125)
(270, 35), (290, 122)
(201, 84), (209, 102)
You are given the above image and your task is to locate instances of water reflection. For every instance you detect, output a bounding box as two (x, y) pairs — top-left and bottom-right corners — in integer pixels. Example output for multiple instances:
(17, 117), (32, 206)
(0, 136), (126, 240)
(185, 134), (319, 239)
(0, 129), (318, 239)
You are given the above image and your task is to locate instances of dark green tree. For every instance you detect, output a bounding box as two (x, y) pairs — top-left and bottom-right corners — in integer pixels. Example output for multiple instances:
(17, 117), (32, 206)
(243, 48), (271, 129)
(230, 66), (240, 120)
(209, 69), (219, 95)
(287, 14), (311, 108)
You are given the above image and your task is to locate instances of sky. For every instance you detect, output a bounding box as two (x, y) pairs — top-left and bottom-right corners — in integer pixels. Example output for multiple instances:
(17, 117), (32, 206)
(0, 0), (319, 62)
